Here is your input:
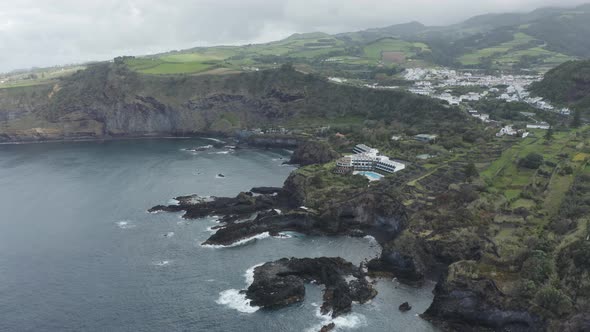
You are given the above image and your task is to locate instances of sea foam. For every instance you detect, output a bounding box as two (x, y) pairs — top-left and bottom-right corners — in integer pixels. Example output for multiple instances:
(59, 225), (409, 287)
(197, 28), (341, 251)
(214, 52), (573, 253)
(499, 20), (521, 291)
(216, 263), (264, 313)
(201, 232), (271, 248)
(116, 220), (135, 229)
(216, 289), (259, 313)
(153, 260), (171, 266)
(305, 307), (367, 332)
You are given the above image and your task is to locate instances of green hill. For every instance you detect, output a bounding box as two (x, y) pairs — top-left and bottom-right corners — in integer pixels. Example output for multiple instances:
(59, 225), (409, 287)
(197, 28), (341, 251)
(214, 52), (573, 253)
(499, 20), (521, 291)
(530, 60), (590, 111)
(0, 63), (471, 142)
(4, 2), (590, 88)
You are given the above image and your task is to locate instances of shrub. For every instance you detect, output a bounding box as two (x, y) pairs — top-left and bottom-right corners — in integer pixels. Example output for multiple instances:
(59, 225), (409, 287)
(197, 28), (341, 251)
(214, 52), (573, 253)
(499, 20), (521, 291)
(534, 286), (572, 316)
(519, 153), (544, 169)
(521, 250), (554, 284)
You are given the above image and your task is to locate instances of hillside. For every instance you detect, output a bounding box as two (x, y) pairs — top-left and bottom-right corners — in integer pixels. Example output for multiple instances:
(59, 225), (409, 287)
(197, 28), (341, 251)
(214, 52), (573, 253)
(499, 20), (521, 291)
(530, 60), (590, 111)
(3, 3), (590, 90)
(0, 62), (470, 142)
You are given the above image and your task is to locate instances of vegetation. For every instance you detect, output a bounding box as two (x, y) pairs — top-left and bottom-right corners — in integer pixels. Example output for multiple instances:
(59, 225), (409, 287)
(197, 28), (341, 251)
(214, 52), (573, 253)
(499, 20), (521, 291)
(530, 60), (590, 115)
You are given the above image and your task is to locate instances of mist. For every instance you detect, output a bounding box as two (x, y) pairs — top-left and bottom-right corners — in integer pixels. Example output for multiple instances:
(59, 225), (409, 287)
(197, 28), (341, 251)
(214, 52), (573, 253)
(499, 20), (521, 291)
(0, 0), (588, 72)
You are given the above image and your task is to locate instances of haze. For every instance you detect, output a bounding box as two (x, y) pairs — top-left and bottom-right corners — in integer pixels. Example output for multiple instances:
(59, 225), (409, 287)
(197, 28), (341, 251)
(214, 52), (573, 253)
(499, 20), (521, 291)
(0, 0), (588, 72)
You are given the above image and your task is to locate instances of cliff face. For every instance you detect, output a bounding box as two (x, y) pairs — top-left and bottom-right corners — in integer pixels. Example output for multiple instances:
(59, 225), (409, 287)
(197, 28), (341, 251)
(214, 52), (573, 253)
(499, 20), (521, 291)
(0, 62), (464, 143)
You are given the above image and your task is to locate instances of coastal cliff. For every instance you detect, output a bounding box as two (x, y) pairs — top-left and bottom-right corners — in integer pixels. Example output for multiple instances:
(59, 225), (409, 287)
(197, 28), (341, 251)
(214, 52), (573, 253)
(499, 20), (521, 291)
(0, 62), (463, 143)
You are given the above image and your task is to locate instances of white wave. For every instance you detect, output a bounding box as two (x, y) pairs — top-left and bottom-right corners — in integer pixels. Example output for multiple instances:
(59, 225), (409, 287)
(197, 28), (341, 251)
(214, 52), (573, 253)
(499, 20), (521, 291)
(273, 209), (282, 214)
(116, 220), (135, 229)
(244, 263), (264, 286)
(305, 307), (367, 332)
(216, 263), (264, 314)
(201, 232), (271, 248)
(202, 137), (226, 144)
(216, 289), (259, 313)
(164, 232), (175, 238)
(153, 260), (171, 266)
(363, 235), (378, 244)
(167, 198), (180, 206)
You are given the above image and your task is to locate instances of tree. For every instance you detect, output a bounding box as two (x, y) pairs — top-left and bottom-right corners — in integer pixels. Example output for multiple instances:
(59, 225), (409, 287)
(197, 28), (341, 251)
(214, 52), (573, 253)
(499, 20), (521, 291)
(464, 162), (479, 182)
(571, 109), (582, 128)
(519, 153), (544, 169)
(544, 127), (554, 141)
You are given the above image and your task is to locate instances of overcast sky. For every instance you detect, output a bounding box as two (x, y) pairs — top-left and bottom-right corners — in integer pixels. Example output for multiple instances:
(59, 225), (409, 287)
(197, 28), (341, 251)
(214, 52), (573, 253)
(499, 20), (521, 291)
(0, 0), (588, 72)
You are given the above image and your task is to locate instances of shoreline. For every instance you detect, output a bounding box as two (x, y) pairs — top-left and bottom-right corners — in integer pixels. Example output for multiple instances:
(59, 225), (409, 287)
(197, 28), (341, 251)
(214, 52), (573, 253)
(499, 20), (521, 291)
(0, 134), (231, 146)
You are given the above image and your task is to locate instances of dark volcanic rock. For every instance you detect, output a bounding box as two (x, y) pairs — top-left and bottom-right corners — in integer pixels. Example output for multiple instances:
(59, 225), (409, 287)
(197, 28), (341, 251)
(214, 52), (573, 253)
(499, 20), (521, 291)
(423, 263), (543, 331)
(288, 140), (340, 166)
(202, 212), (318, 246)
(399, 302), (412, 312)
(319, 323), (336, 332)
(245, 257), (377, 318)
(556, 313), (590, 332)
(368, 248), (426, 283)
(250, 187), (284, 195)
(148, 192), (276, 220)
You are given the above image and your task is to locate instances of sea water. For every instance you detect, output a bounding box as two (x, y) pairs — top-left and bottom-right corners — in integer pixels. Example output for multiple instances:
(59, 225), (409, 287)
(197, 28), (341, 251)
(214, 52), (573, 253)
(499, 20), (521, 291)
(0, 138), (437, 331)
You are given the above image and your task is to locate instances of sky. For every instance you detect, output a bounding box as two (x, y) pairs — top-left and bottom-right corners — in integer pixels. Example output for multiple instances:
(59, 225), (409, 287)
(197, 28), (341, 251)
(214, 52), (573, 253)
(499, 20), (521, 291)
(0, 0), (588, 72)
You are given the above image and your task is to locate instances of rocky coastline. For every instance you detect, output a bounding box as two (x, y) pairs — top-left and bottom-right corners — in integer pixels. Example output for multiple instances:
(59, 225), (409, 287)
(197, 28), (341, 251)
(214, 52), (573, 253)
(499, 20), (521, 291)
(245, 257), (376, 318)
(149, 139), (590, 332)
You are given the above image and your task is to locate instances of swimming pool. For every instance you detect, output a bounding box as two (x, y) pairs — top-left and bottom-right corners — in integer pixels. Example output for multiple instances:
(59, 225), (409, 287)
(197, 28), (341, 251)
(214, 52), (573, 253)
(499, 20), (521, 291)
(353, 171), (384, 181)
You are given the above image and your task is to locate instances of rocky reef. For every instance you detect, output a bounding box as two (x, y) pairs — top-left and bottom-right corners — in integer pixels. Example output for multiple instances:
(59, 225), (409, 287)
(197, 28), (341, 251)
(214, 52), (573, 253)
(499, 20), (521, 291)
(150, 171), (409, 247)
(245, 257), (376, 318)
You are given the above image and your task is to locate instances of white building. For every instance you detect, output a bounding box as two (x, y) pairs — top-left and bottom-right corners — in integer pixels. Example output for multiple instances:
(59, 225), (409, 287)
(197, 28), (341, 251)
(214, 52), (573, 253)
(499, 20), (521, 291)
(527, 123), (551, 130)
(353, 144), (379, 155)
(496, 126), (518, 137)
(335, 145), (406, 175)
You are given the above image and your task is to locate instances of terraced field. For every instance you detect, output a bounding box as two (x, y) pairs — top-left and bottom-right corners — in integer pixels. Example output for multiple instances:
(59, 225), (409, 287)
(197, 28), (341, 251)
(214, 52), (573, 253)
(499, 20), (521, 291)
(459, 32), (576, 68)
(119, 33), (434, 75)
(363, 38), (429, 62)
(481, 128), (589, 213)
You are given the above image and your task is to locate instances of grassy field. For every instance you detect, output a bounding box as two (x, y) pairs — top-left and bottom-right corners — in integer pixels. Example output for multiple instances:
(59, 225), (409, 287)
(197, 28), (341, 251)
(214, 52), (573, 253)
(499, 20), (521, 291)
(459, 32), (576, 68)
(459, 32), (535, 65)
(482, 128), (589, 213)
(363, 38), (429, 61)
(0, 65), (85, 89)
(118, 33), (432, 75)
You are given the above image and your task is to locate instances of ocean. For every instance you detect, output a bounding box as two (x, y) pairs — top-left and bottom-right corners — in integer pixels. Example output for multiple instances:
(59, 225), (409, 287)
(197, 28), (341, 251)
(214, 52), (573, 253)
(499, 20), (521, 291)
(0, 138), (437, 331)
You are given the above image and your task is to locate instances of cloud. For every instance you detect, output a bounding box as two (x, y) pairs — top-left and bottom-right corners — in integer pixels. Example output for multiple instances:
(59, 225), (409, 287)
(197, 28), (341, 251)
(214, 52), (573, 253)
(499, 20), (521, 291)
(0, 0), (588, 72)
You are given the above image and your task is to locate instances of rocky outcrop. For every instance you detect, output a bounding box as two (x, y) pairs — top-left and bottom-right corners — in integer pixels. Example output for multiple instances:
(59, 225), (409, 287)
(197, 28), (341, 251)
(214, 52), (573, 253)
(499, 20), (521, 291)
(203, 211), (319, 246)
(399, 302), (412, 312)
(149, 192), (277, 220)
(368, 247), (426, 283)
(250, 187), (284, 195)
(423, 261), (543, 331)
(245, 257), (377, 317)
(288, 140), (340, 166)
(317, 191), (408, 242)
(553, 313), (590, 332)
